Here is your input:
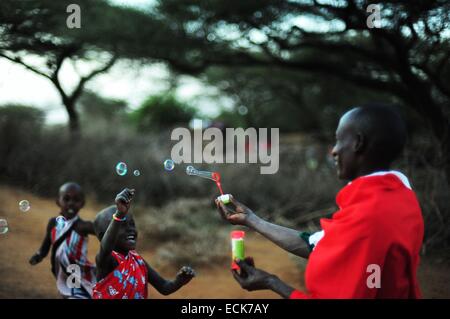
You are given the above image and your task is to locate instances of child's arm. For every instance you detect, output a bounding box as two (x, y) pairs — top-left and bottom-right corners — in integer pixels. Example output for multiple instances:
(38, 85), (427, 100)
(96, 188), (135, 279)
(78, 220), (96, 236)
(29, 218), (54, 265)
(145, 261), (195, 295)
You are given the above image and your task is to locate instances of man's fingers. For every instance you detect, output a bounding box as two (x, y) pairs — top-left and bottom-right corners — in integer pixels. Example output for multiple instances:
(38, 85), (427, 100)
(229, 196), (250, 213)
(220, 201), (239, 216)
(216, 201), (227, 219)
(229, 195), (240, 206)
(232, 269), (245, 286)
(236, 258), (253, 273)
(219, 201), (232, 217)
(244, 256), (255, 267)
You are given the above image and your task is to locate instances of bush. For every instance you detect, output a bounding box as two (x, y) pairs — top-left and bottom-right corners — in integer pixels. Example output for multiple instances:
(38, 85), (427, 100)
(0, 106), (448, 254)
(129, 92), (196, 132)
(134, 198), (230, 268)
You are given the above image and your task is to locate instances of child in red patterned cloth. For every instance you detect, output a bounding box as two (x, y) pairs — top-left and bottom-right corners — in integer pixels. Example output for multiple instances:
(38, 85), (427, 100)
(92, 188), (195, 299)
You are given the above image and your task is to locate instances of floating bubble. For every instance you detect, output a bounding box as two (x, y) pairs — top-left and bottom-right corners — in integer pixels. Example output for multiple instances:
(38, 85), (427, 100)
(56, 216), (66, 230)
(115, 162), (128, 176)
(133, 170), (140, 176)
(186, 165), (196, 175)
(19, 200), (30, 212)
(0, 219), (8, 234)
(164, 159), (175, 171)
(237, 105), (248, 115)
(306, 158), (319, 171)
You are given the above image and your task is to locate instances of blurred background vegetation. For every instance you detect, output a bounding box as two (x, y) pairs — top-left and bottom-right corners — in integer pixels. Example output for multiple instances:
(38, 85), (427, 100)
(0, 0), (449, 268)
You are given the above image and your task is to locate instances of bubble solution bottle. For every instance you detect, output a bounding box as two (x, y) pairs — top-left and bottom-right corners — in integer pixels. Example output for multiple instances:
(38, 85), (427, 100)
(231, 230), (245, 270)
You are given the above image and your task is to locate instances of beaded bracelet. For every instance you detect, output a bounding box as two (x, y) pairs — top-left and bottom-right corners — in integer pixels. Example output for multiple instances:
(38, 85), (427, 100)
(113, 212), (127, 222)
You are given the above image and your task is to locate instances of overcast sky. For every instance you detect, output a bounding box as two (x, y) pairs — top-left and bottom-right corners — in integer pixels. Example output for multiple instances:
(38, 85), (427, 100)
(0, 0), (231, 125)
(0, 0), (346, 124)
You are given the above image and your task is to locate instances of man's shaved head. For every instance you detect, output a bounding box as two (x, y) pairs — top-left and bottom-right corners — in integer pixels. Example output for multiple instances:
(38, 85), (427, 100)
(344, 103), (407, 166)
(332, 103), (407, 180)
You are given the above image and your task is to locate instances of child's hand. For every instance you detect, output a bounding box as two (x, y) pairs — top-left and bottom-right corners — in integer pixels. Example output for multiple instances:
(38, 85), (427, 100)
(115, 188), (135, 214)
(29, 252), (43, 265)
(176, 266), (196, 286)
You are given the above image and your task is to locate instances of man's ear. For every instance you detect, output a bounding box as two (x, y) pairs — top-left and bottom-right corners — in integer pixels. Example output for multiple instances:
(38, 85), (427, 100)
(353, 132), (365, 154)
(80, 198), (85, 209)
(56, 198), (61, 208)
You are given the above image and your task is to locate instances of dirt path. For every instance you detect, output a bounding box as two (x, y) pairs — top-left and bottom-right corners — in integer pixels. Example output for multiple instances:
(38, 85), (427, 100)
(1, 185), (448, 298)
(0, 185), (303, 298)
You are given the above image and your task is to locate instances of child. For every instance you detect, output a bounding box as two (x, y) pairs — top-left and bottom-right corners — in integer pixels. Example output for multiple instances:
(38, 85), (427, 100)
(92, 188), (195, 299)
(29, 182), (96, 299)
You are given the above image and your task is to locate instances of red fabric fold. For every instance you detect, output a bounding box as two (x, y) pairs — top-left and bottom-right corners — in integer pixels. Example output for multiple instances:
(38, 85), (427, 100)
(295, 174), (424, 299)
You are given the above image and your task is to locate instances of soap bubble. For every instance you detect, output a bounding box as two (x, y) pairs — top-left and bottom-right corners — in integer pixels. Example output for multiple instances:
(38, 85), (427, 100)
(237, 105), (248, 115)
(133, 170), (140, 176)
(115, 162), (128, 176)
(164, 159), (175, 171)
(56, 216), (66, 230)
(306, 158), (319, 171)
(19, 200), (30, 212)
(0, 219), (8, 234)
(186, 165), (196, 175)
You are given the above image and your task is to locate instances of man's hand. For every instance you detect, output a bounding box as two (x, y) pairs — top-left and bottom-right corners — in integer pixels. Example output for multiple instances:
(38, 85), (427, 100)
(231, 257), (275, 291)
(115, 188), (135, 214)
(29, 252), (43, 265)
(215, 195), (255, 226)
(175, 266), (196, 286)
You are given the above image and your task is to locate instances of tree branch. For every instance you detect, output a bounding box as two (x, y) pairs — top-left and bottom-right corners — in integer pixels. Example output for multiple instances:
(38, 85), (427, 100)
(68, 54), (117, 104)
(0, 51), (52, 80)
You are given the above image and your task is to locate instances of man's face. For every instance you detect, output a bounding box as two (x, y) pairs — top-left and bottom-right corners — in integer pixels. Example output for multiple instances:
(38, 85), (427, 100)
(331, 113), (359, 181)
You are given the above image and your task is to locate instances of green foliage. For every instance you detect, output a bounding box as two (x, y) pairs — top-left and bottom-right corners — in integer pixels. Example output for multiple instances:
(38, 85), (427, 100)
(214, 109), (247, 128)
(0, 104), (45, 179)
(207, 66), (394, 136)
(0, 104), (44, 126)
(79, 90), (127, 121)
(130, 92), (196, 131)
(0, 105), (44, 143)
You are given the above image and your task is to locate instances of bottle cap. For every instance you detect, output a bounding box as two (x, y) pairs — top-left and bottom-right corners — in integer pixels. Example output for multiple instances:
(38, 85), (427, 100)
(231, 230), (245, 239)
(217, 194), (231, 204)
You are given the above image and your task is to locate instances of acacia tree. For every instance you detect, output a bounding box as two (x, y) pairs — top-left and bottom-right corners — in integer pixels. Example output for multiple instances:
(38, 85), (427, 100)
(0, 0), (117, 133)
(151, 0), (450, 179)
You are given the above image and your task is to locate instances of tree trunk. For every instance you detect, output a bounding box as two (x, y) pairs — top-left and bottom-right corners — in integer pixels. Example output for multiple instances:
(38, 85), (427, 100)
(63, 99), (80, 136)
